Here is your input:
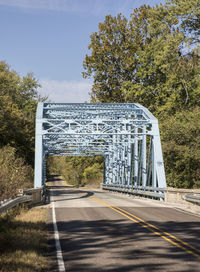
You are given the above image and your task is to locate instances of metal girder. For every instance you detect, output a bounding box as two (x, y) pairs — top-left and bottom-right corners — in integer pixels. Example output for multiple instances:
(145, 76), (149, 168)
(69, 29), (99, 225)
(34, 103), (166, 191)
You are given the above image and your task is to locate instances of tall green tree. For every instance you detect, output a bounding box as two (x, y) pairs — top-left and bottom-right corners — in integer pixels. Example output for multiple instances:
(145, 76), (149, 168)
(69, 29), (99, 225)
(83, 6), (152, 103)
(83, 14), (128, 102)
(122, 0), (200, 115)
(0, 61), (42, 165)
(83, 2), (200, 115)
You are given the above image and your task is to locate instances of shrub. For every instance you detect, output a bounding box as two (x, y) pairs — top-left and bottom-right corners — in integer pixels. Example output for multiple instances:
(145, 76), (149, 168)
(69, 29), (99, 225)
(160, 107), (200, 188)
(83, 163), (103, 184)
(0, 145), (33, 201)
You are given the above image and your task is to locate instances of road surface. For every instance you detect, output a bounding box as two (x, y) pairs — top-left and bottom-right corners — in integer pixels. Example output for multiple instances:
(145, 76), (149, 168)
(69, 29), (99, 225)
(47, 178), (200, 272)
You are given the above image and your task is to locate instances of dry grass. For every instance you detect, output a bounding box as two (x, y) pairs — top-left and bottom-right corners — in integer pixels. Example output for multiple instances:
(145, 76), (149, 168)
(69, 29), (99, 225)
(0, 207), (48, 272)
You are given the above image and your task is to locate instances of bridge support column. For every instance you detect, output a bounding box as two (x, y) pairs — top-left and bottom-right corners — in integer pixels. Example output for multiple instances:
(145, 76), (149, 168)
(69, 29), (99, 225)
(105, 155), (114, 185)
(103, 158), (106, 184)
(146, 137), (152, 186)
(129, 144), (134, 186)
(117, 145), (121, 185)
(142, 125), (147, 186)
(151, 141), (156, 187)
(112, 136), (117, 185)
(152, 122), (166, 188)
(105, 155), (109, 184)
(134, 128), (138, 186)
(108, 151), (113, 184)
(34, 103), (43, 188)
(126, 144), (130, 186)
(121, 146), (125, 185)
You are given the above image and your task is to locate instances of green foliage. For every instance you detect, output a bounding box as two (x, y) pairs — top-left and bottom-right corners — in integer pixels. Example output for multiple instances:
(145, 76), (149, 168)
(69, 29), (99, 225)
(83, 6), (153, 103)
(0, 61), (42, 165)
(161, 107), (200, 188)
(83, 1), (200, 113)
(83, 14), (128, 102)
(47, 156), (103, 186)
(167, 0), (200, 43)
(83, 163), (103, 184)
(0, 145), (33, 201)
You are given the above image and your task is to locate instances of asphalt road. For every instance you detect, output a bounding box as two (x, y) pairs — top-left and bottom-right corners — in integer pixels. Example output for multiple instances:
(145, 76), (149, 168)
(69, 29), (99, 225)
(47, 179), (200, 272)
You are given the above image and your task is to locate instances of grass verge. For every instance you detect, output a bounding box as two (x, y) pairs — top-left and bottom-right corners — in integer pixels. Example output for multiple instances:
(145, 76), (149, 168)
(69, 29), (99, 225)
(0, 206), (48, 272)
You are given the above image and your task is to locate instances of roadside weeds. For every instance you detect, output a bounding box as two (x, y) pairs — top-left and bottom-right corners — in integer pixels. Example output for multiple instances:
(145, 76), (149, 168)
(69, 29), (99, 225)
(0, 206), (48, 272)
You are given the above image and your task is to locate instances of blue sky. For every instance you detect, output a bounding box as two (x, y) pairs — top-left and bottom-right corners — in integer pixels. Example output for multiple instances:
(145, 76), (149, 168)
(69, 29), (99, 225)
(0, 0), (164, 102)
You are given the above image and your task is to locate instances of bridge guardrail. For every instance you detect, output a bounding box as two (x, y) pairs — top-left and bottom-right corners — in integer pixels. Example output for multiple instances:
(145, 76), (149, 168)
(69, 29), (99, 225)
(0, 187), (43, 215)
(101, 184), (164, 199)
(184, 194), (200, 204)
(0, 195), (32, 215)
(23, 187), (44, 204)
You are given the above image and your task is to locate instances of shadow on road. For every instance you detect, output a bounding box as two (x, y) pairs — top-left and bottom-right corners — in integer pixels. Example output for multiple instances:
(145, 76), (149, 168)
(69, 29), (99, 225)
(47, 208), (200, 272)
(45, 175), (95, 202)
(50, 189), (94, 202)
(46, 174), (75, 189)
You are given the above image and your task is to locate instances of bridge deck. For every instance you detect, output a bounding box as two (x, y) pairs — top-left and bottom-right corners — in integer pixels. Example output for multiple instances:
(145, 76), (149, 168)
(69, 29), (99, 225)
(47, 179), (200, 271)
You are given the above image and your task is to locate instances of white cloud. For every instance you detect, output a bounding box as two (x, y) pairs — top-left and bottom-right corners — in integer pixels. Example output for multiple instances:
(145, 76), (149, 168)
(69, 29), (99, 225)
(38, 79), (91, 103)
(0, 0), (139, 15)
(0, 0), (87, 12)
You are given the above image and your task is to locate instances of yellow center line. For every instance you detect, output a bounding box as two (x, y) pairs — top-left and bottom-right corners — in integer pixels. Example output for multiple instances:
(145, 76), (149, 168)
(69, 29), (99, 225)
(88, 195), (200, 260)
(106, 201), (200, 255)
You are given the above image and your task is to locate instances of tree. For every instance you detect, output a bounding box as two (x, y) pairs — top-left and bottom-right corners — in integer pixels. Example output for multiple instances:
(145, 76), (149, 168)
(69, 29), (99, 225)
(47, 156), (103, 186)
(161, 107), (200, 188)
(83, 14), (128, 102)
(0, 61), (42, 165)
(83, 2), (200, 116)
(83, 163), (102, 184)
(0, 145), (33, 201)
(167, 0), (200, 44)
(122, 2), (200, 115)
(83, 6), (152, 103)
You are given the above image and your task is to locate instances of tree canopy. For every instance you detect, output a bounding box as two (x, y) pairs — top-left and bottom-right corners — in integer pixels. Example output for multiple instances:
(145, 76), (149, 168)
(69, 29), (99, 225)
(83, 0), (200, 116)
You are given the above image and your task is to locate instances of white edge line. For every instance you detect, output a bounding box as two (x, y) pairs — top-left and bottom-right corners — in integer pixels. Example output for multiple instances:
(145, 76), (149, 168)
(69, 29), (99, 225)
(52, 201), (66, 272)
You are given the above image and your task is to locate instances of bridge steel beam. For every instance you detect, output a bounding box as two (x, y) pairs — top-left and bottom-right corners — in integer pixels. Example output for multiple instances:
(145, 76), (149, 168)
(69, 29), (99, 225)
(34, 102), (166, 192)
(34, 103), (44, 188)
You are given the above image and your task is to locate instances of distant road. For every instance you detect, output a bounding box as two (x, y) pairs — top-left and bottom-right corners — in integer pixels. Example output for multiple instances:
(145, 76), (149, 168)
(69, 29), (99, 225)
(48, 180), (200, 271)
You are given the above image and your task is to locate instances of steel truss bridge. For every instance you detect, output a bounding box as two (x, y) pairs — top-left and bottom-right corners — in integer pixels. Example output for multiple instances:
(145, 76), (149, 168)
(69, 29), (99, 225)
(34, 103), (166, 196)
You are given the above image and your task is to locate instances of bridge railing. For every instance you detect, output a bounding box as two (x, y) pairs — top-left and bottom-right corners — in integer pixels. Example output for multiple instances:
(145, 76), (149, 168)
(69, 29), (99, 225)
(0, 187), (43, 215)
(101, 184), (165, 199)
(0, 195), (32, 215)
(184, 194), (200, 204)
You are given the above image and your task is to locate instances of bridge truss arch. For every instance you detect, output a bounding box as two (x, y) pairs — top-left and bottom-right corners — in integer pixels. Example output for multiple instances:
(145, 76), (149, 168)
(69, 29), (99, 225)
(34, 103), (166, 192)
